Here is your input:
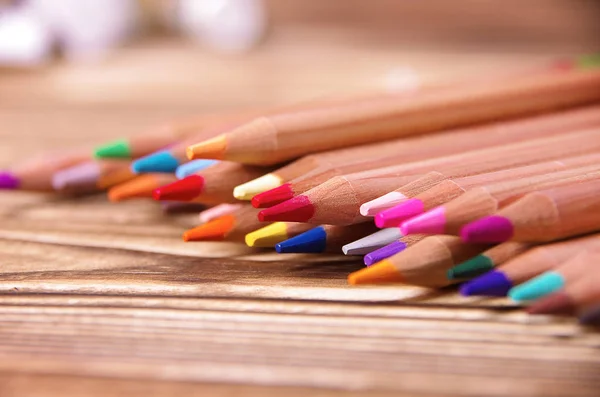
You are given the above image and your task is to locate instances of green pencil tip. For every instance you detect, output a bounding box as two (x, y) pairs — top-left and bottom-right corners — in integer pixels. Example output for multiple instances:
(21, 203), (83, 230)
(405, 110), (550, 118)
(94, 139), (131, 158)
(447, 255), (494, 280)
(577, 53), (600, 69)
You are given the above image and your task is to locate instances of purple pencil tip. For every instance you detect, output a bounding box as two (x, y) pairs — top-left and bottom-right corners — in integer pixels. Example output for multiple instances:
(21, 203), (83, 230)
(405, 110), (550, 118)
(459, 270), (513, 297)
(0, 172), (20, 189)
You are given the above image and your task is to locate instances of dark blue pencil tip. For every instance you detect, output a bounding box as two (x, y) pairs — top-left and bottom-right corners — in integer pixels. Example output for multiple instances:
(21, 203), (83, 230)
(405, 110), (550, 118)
(460, 270), (513, 297)
(275, 226), (327, 253)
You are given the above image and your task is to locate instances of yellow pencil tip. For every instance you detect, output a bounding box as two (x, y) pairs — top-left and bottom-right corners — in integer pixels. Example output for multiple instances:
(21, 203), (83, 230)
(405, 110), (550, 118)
(347, 260), (403, 285)
(186, 135), (227, 160)
(234, 174), (284, 200)
(244, 222), (289, 247)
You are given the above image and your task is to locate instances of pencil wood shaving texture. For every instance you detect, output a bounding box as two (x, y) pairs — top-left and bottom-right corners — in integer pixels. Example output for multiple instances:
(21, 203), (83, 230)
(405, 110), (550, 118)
(266, 129), (600, 226)
(493, 234), (600, 285)
(375, 153), (600, 223)
(425, 167), (600, 236)
(187, 69), (600, 164)
(351, 236), (490, 287)
(195, 162), (273, 204)
(475, 179), (600, 242)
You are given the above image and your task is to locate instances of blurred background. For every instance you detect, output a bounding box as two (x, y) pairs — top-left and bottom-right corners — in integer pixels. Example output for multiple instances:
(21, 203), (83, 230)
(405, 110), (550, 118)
(1, 0), (599, 161)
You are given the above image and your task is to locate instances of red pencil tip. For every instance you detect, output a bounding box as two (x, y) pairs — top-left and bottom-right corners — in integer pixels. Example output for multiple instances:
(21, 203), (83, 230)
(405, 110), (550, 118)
(258, 195), (315, 222)
(152, 175), (204, 202)
(251, 183), (294, 208)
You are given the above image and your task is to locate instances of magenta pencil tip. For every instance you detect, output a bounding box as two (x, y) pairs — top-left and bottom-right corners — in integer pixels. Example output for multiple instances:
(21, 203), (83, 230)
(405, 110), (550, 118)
(0, 172), (20, 189)
(460, 216), (514, 243)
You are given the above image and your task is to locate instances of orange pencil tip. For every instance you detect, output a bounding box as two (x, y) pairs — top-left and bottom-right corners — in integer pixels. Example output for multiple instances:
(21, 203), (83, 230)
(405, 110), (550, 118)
(182, 215), (236, 241)
(347, 260), (403, 285)
(107, 174), (160, 202)
(186, 135), (227, 160)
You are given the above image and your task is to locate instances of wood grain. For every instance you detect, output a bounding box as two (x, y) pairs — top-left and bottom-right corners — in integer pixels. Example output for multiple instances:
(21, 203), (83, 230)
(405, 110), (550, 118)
(1, 40), (599, 397)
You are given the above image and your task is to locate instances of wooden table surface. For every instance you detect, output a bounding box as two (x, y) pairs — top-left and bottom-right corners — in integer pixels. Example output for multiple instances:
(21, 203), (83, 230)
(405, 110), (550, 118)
(0, 38), (599, 397)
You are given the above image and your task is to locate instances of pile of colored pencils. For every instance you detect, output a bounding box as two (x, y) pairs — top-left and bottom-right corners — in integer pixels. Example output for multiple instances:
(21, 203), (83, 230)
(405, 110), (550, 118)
(3, 53), (600, 325)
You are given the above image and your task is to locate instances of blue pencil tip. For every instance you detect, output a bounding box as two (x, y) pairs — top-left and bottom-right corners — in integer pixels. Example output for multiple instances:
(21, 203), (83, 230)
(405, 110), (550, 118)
(275, 226), (327, 253)
(131, 151), (180, 173)
(459, 270), (513, 297)
(175, 159), (218, 179)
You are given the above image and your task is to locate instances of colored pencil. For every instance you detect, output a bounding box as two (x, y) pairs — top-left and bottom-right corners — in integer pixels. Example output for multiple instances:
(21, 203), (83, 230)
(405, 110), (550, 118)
(509, 250), (600, 302)
(447, 242), (532, 280)
(527, 252), (600, 317)
(107, 174), (177, 202)
(153, 161), (271, 205)
(94, 111), (258, 159)
(360, 105), (600, 215)
(578, 303), (600, 326)
(401, 165), (600, 237)
(341, 228), (404, 256)
(251, 105), (600, 207)
(275, 224), (379, 254)
(187, 68), (600, 165)
(198, 203), (243, 224)
(245, 222), (314, 248)
(160, 202), (206, 214)
(183, 206), (266, 242)
(0, 148), (90, 191)
(52, 160), (136, 194)
(259, 128), (600, 226)
(461, 178), (600, 244)
(175, 159), (219, 179)
(377, 152), (600, 228)
(348, 236), (490, 287)
(460, 233), (600, 297)
(363, 234), (426, 266)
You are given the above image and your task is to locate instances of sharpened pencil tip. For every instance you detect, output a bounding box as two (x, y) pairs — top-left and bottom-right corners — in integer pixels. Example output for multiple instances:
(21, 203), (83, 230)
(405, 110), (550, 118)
(0, 171), (20, 189)
(360, 192), (408, 217)
(460, 216), (514, 243)
(363, 241), (407, 266)
(94, 139), (131, 158)
(251, 183), (295, 208)
(375, 199), (425, 228)
(186, 135), (227, 160)
(275, 226), (327, 253)
(245, 222), (290, 247)
(107, 174), (161, 202)
(131, 151), (181, 174)
(447, 255), (494, 280)
(182, 215), (235, 241)
(152, 175), (204, 202)
(508, 271), (565, 302)
(348, 259), (403, 285)
(526, 292), (575, 315)
(341, 228), (403, 256)
(399, 206), (446, 235)
(175, 160), (218, 179)
(234, 174), (284, 201)
(258, 195), (315, 222)
(459, 270), (513, 297)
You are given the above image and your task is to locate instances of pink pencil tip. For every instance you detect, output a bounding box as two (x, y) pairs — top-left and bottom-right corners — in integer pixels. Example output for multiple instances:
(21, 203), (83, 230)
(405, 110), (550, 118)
(374, 198), (424, 228)
(399, 206), (446, 235)
(460, 216), (514, 243)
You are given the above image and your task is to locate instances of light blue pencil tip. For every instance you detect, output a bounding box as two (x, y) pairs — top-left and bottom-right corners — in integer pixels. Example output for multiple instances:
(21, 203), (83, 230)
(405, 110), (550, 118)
(508, 271), (565, 302)
(131, 151), (181, 174)
(175, 159), (218, 179)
